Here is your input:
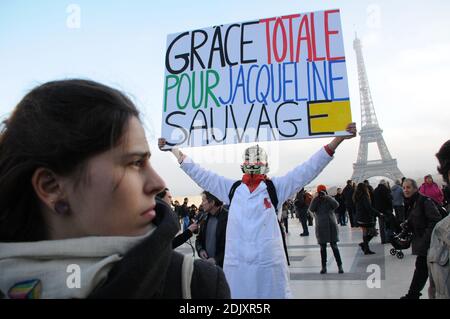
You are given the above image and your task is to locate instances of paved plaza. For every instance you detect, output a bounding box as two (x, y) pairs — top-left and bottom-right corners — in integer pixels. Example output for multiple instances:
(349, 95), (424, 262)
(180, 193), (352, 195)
(176, 218), (429, 299)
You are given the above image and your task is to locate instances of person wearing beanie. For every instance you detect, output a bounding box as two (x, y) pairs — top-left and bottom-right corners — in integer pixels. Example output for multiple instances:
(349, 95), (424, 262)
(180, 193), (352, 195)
(419, 174), (444, 206)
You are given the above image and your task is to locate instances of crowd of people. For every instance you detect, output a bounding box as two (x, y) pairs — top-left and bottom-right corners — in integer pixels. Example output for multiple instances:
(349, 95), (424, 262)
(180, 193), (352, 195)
(161, 148), (450, 300)
(0, 79), (448, 300)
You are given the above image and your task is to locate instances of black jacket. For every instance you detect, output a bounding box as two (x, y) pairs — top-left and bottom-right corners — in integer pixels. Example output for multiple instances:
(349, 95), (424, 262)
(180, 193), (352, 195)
(294, 190), (306, 210)
(355, 195), (380, 227)
(342, 185), (355, 207)
(405, 193), (442, 256)
(172, 229), (193, 249)
(88, 198), (230, 298)
(373, 184), (393, 213)
(195, 207), (228, 268)
(334, 193), (346, 214)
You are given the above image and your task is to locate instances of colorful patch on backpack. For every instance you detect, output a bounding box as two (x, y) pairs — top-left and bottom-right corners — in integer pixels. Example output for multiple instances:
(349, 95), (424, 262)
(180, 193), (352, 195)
(8, 279), (42, 299)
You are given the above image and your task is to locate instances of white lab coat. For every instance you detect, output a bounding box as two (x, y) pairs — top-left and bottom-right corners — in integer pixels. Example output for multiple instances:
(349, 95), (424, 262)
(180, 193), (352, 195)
(180, 147), (333, 298)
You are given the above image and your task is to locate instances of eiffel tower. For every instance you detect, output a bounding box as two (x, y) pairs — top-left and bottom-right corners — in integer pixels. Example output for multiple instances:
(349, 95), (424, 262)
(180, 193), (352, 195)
(351, 35), (403, 183)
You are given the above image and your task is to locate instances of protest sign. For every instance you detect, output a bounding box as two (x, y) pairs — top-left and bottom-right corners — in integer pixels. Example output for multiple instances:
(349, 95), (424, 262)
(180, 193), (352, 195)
(162, 9), (351, 147)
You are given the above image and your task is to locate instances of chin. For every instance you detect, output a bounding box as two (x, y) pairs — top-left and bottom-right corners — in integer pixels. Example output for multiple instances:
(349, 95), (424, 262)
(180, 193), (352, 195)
(134, 224), (153, 236)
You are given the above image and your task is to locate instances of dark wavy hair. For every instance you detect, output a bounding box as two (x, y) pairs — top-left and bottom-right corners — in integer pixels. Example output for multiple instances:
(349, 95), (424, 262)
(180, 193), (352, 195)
(436, 140), (450, 184)
(0, 79), (139, 242)
(353, 183), (370, 204)
(202, 191), (223, 207)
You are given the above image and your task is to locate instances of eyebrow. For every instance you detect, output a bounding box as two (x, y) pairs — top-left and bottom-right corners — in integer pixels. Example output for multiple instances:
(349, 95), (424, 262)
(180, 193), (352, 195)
(122, 151), (151, 160)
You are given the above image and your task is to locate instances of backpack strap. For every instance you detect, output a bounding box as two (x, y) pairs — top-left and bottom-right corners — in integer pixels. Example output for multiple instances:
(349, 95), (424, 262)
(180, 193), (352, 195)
(264, 180), (289, 264)
(181, 254), (194, 299)
(228, 180), (242, 203)
(264, 179), (279, 211)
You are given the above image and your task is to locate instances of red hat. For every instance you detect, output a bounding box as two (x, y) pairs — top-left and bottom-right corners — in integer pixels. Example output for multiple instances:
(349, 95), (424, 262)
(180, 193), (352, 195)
(317, 184), (327, 193)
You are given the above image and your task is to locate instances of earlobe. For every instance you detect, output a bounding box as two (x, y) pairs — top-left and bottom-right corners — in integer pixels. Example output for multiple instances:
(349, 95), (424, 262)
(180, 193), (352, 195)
(31, 167), (63, 211)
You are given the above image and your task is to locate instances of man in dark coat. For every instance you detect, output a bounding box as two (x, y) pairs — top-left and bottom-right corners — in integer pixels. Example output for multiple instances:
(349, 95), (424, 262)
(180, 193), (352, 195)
(196, 191), (228, 268)
(373, 180), (394, 244)
(342, 180), (356, 227)
(334, 187), (347, 226)
(295, 188), (310, 236)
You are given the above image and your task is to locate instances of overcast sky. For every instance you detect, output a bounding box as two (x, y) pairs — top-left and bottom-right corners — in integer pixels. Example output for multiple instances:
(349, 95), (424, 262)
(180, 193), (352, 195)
(1, 0), (449, 196)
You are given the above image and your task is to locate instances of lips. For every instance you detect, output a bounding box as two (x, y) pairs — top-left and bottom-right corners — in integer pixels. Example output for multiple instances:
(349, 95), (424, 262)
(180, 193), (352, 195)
(141, 206), (156, 220)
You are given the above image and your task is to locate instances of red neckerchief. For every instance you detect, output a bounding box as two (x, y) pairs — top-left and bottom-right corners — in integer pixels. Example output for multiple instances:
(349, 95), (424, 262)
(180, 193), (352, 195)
(242, 174), (266, 193)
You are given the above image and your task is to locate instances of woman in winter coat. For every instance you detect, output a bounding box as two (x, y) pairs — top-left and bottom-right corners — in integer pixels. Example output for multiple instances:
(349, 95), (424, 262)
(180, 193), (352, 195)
(419, 174), (444, 206)
(353, 183), (381, 255)
(400, 178), (442, 299)
(0, 80), (230, 299)
(309, 185), (343, 274)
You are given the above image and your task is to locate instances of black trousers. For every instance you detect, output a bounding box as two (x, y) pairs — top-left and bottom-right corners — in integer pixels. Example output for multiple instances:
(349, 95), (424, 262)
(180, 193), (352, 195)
(298, 207), (309, 234)
(320, 243), (342, 268)
(378, 215), (387, 243)
(407, 255), (428, 297)
(346, 204), (356, 227)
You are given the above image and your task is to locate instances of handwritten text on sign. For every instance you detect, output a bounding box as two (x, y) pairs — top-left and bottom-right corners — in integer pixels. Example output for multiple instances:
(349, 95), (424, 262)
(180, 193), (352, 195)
(162, 9), (351, 147)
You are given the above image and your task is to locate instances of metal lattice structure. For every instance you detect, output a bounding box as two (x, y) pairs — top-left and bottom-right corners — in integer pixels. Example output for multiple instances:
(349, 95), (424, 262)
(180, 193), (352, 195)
(351, 36), (403, 183)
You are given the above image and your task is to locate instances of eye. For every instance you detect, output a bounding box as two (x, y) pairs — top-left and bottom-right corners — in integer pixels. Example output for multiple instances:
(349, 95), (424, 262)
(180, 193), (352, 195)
(131, 158), (147, 168)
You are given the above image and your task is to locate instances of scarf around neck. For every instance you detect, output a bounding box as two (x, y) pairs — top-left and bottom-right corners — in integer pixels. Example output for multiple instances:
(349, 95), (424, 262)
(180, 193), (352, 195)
(0, 226), (156, 299)
(404, 192), (420, 212)
(242, 174), (267, 193)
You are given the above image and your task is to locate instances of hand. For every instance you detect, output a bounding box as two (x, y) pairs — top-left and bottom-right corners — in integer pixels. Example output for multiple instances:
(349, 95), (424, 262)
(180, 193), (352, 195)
(188, 222), (198, 233)
(199, 250), (208, 259)
(342, 122), (357, 139)
(158, 137), (185, 163)
(158, 138), (170, 151)
(327, 122), (357, 152)
(206, 257), (216, 265)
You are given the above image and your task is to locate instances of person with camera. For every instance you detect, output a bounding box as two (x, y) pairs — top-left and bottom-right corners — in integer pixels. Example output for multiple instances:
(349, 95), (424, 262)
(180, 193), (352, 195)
(195, 191), (228, 268)
(156, 188), (199, 249)
(309, 185), (344, 274)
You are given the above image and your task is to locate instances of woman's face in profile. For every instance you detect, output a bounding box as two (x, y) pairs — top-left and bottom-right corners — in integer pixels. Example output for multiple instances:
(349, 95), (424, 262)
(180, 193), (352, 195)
(65, 117), (165, 237)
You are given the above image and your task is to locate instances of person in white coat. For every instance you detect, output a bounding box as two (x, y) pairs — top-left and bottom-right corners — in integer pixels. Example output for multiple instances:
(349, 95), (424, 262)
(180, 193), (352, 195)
(158, 123), (356, 298)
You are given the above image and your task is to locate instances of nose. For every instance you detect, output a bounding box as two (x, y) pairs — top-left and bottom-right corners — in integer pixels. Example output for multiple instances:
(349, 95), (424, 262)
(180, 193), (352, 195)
(144, 163), (166, 196)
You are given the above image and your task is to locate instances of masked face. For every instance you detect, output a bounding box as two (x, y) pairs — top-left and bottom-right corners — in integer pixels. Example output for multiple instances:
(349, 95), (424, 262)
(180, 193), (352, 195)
(241, 145), (269, 175)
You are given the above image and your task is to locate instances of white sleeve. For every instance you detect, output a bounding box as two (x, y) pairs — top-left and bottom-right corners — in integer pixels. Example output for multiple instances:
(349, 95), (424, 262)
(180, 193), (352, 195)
(271, 147), (333, 210)
(180, 156), (236, 205)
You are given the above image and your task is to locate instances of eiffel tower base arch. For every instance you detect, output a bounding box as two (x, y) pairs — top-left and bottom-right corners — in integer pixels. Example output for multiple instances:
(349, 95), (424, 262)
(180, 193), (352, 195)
(351, 159), (404, 183)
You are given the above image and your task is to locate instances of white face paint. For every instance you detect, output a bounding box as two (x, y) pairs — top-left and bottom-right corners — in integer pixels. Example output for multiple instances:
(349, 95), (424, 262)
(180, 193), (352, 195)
(241, 144), (269, 174)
